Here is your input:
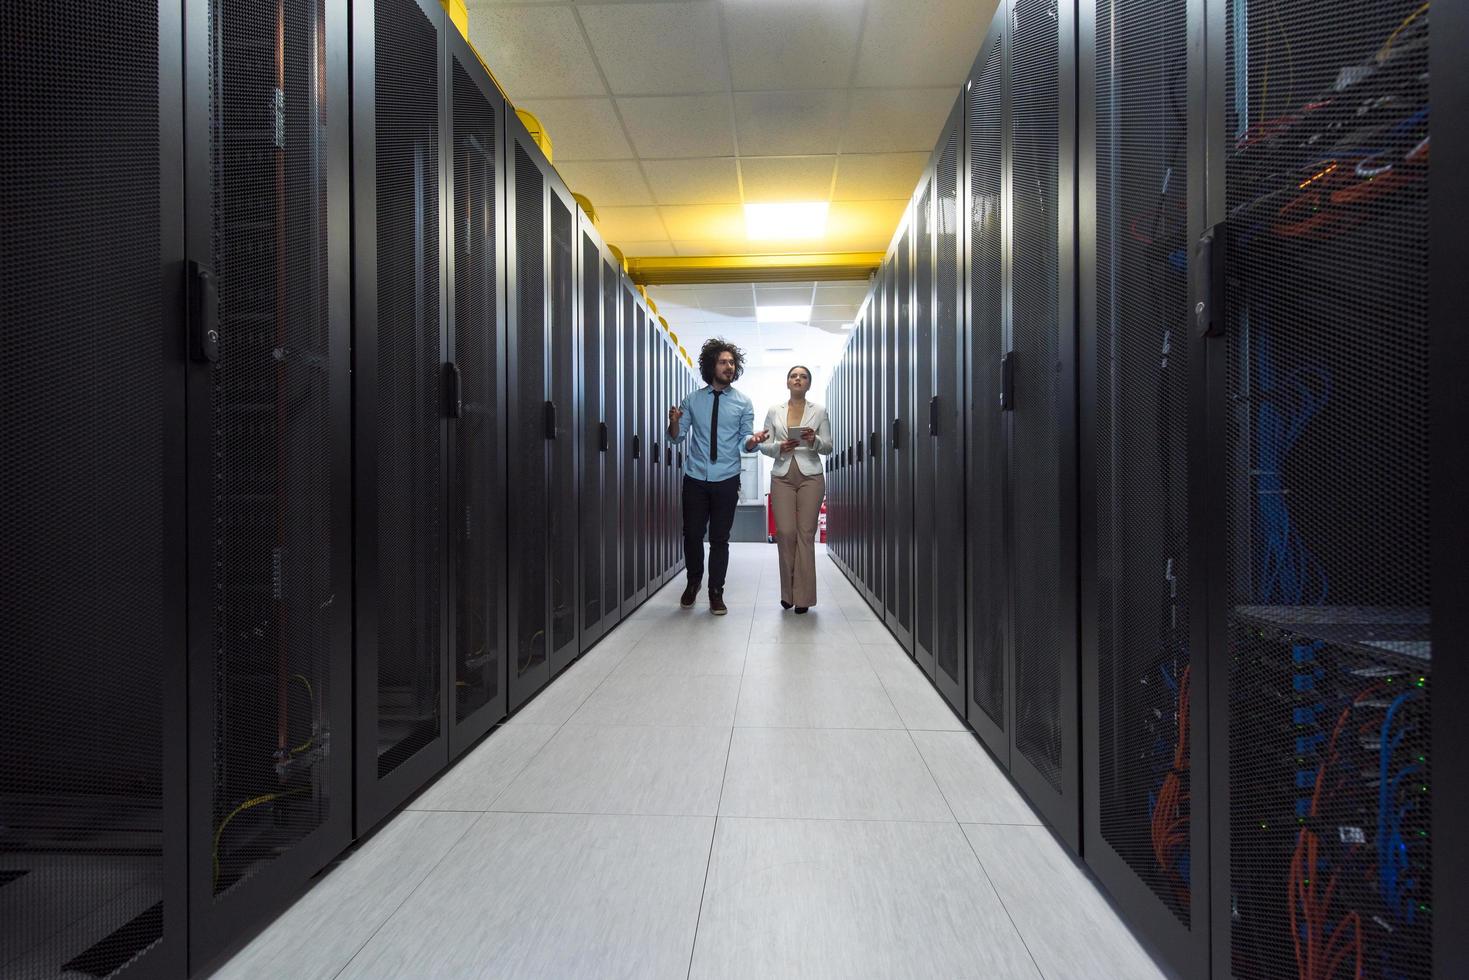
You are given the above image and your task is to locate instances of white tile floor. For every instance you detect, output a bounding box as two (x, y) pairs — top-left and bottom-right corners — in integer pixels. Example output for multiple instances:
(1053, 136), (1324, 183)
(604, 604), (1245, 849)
(215, 544), (1170, 980)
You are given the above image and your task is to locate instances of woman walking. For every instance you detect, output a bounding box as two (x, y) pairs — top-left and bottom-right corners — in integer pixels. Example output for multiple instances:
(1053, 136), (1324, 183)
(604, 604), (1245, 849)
(758, 365), (833, 612)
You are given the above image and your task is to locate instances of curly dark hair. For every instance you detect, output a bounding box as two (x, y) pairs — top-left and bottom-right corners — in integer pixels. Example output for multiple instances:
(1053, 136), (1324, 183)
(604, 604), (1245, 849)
(698, 337), (746, 385)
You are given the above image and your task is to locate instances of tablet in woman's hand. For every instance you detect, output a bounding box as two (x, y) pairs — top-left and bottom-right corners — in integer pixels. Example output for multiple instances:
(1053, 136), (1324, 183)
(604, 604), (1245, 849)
(786, 426), (810, 443)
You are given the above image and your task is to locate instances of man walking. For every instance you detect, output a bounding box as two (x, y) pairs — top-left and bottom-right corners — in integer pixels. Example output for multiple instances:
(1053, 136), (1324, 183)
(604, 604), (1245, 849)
(668, 338), (768, 615)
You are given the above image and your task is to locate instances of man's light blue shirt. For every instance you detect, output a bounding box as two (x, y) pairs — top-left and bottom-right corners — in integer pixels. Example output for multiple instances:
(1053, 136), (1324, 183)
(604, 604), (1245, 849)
(673, 384), (755, 483)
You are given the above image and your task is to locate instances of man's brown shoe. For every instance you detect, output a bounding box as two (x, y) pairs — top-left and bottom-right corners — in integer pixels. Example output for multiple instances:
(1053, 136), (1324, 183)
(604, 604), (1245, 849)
(709, 589), (728, 616)
(680, 580), (700, 608)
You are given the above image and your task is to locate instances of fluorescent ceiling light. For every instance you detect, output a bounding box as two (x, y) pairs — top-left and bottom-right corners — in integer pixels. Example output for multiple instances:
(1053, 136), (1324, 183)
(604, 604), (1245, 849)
(756, 305), (811, 323)
(841, 322), (855, 330)
(744, 201), (829, 241)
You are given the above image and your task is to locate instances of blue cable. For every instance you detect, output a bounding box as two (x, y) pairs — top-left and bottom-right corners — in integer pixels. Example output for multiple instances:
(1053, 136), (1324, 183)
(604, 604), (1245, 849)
(1377, 689), (1422, 922)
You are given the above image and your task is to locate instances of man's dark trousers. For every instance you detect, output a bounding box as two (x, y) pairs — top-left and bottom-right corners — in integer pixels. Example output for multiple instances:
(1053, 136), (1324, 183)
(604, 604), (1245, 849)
(683, 475), (740, 591)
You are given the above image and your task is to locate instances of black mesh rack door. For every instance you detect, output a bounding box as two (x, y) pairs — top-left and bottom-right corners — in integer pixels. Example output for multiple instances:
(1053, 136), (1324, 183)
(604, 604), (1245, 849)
(932, 102), (966, 711)
(187, 0), (353, 961)
(621, 285), (643, 613)
(966, 17), (1010, 758)
(1006, 0), (1081, 849)
(579, 224), (606, 647)
(601, 259), (622, 627)
(913, 178), (938, 680)
(508, 124), (551, 709)
(2, 1), (186, 975)
(1215, 1), (1432, 976)
(447, 31), (507, 756)
(1081, 0), (1204, 963)
(352, 0), (448, 830)
(1080, 0), (1206, 969)
(547, 181), (578, 675)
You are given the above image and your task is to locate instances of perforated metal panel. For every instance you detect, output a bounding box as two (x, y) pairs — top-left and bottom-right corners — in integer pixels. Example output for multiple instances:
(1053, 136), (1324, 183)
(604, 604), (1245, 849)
(513, 143), (547, 679)
(548, 197), (576, 656)
(621, 289), (637, 602)
(1222, 2), (1431, 975)
(934, 126), (964, 690)
(1009, 0), (1064, 790)
(1092, 0), (1193, 925)
(373, 0), (441, 778)
(602, 261), (621, 617)
(967, 42), (1006, 731)
(0, 2), (170, 972)
(914, 187), (936, 661)
(580, 235), (604, 635)
(452, 57), (500, 723)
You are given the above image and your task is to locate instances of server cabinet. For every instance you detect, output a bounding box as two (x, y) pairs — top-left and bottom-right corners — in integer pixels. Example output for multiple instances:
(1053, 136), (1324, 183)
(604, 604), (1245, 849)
(600, 257), (624, 631)
(867, 281), (885, 606)
(649, 329), (664, 589)
(912, 176), (938, 680)
(188, 0), (354, 959)
(1205, 1), (1435, 976)
(547, 177), (579, 675)
(578, 218), (611, 646)
(1003, 0), (1081, 850)
(1079, 0), (1207, 968)
(886, 228), (916, 651)
(932, 102), (968, 711)
(507, 113), (578, 709)
(2, 1), (188, 974)
(635, 307), (650, 596)
(446, 27), (508, 757)
(964, 12), (1013, 766)
(621, 287), (648, 612)
(352, 0), (451, 828)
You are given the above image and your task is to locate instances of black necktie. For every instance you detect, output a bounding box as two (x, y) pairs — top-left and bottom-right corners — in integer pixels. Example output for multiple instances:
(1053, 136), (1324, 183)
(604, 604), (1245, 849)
(709, 390), (723, 463)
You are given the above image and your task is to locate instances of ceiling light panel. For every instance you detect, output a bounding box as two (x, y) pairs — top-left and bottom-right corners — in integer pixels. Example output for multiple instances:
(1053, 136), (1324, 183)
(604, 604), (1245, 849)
(744, 202), (829, 241)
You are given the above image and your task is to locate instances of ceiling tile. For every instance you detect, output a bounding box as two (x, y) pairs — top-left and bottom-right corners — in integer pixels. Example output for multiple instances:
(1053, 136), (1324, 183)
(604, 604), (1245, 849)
(595, 206), (668, 242)
(617, 240), (679, 257)
(579, 2), (728, 96)
(815, 281), (872, 305)
(554, 160), (654, 207)
(754, 285), (815, 306)
(723, 0), (865, 92)
(659, 203), (746, 241)
(812, 303), (861, 321)
(642, 158), (742, 205)
(833, 152), (929, 201)
(467, 7), (605, 98)
(825, 199), (909, 251)
(844, 88), (958, 153)
(739, 157), (836, 203)
(517, 99), (633, 160)
(690, 285), (756, 308)
(733, 90), (848, 156)
(854, 0), (997, 88)
(618, 95), (735, 158)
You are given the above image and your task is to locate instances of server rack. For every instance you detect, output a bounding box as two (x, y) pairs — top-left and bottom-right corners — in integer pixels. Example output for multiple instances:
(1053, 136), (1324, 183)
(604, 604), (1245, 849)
(912, 172), (939, 680)
(445, 25), (509, 757)
(187, 0), (354, 961)
(1078, 0), (1208, 968)
(578, 216), (613, 647)
(352, 0), (452, 828)
(621, 285), (647, 614)
(1203, 0), (1437, 976)
(506, 110), (579, 709)
(649, 325), (664, 589)
(1004, 0), (1081, 851)
(600, 256), (625, 634)
(868, 277), (886, 609)
(2, 1), (189, 974)
(931, 99), (968, 712)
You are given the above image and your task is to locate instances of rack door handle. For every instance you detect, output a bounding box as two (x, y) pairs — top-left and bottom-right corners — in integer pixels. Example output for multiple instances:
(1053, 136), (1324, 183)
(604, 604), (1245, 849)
(929, 396), (940, 436)
(444, 363), (463, 419)
(891, 418), (901, 451)
(599, 422), (609, 452)
(188, 261), (219, 363)
(1195, 221), (1226, 338)
(633, 434), (641, 460)
(1000, 352), (1015, 412)
(544, 400), (557, 439)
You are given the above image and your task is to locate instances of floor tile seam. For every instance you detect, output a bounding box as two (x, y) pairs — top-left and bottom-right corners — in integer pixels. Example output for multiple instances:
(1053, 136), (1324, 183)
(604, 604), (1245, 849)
(856, 646), (918, 733)
(328, 810), (485, 980)
(905, 726), (964, 828)
(478, 805), (724, 819)
(709, 811), (962, 826)
(730, 722), (910, 731)
(956, 821), (1048, 980)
